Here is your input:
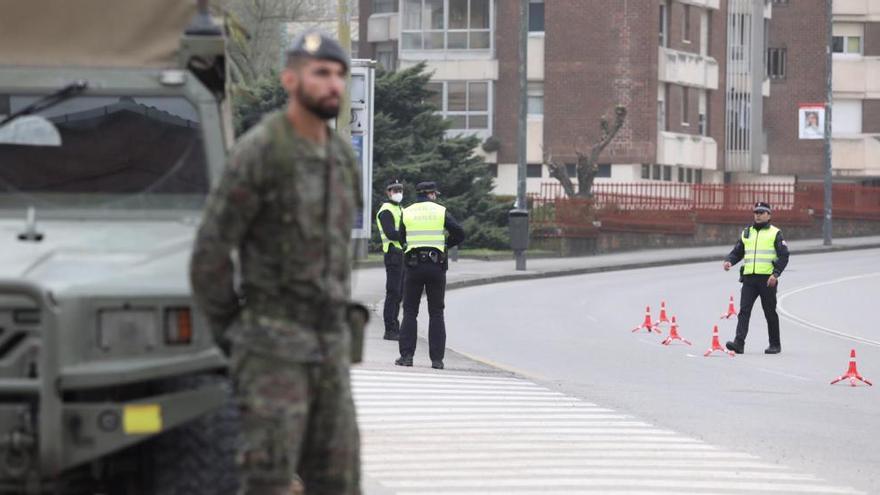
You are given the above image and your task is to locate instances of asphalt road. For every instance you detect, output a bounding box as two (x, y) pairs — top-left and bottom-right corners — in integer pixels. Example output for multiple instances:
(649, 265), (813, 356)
(426, 248), (880, 494)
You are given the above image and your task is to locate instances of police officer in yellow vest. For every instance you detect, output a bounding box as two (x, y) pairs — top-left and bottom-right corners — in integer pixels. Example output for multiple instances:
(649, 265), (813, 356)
(722, 202), (790, 354)
(395, 181), (465, 369)
(377, 179), (406, 340)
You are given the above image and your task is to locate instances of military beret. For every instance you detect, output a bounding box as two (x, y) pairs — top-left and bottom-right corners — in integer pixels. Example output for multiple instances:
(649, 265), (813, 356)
(753, 202), (772, 213)
(416, 181), (439, 194)
(287, 29), (350, 72)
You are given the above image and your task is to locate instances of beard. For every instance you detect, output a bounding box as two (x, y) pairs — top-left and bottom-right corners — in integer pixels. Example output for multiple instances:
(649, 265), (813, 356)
(296, 85), (340, 120)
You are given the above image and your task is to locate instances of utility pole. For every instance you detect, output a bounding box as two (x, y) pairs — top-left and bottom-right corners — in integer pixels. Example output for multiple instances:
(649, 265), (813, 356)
(509, 0), (529, 271)
(337, 0), (352, 144)
(823, 0), (833, 246)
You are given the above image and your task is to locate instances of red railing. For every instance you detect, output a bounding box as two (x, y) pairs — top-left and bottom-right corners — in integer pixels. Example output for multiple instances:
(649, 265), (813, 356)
(532, 182), (880, 234)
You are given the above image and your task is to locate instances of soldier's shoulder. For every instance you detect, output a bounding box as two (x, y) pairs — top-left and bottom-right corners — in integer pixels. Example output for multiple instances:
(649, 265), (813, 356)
(230, 111), (285, 163)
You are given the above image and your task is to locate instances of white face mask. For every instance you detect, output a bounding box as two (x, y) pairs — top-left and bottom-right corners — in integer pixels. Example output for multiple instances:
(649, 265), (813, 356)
(390, 192), (403, 203)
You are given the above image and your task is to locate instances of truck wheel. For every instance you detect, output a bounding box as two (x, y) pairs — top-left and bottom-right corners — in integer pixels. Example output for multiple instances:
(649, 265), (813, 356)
(147, 374), (240, 495)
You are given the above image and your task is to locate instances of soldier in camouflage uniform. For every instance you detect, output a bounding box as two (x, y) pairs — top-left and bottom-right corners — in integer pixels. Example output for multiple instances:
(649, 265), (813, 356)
(189, 30), (362, 495)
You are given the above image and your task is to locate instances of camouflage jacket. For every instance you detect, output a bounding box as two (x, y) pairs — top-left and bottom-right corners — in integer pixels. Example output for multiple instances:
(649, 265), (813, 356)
(190, 110), (362, 362)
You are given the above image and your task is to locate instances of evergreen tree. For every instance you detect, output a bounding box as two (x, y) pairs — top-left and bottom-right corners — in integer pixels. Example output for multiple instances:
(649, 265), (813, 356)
(373, 63), (508, 250)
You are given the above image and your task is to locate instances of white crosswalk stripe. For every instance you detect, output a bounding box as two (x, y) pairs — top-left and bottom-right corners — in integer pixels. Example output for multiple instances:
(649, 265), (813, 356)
(353, 369), (863, 495)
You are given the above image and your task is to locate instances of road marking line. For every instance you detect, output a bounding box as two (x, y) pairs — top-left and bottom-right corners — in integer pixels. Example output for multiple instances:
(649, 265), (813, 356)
(364, 467), (820, 481)
(361, 451), (761, 461)
(358, 420), (656, 429)
(362, 458), (789, 471)
(361, 442), (719, 451)
(778, 272), (880, 348)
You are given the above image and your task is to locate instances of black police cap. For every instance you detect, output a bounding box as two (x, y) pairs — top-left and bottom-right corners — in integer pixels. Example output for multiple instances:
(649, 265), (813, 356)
(287, 29), (350, 72)
(416, 181), (439, 194)
(753, 201), (772, 213)
(386, 179), (404, 191)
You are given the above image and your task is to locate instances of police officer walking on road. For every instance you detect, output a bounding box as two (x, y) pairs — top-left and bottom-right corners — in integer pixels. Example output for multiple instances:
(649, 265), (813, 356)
(395, 181), (465, 370)
(190, 30), (362, 495)
(722, 201), (790, 355)
(377, 180), (405, 340)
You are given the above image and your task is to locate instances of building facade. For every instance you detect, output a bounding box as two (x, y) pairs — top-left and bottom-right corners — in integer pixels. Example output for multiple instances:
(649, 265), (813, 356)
(359, 0), (878, 195)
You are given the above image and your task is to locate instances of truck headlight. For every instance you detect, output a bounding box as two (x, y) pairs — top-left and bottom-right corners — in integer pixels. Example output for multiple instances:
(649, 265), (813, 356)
(98, 309), (157, 351)
(163, 307), (193, 345)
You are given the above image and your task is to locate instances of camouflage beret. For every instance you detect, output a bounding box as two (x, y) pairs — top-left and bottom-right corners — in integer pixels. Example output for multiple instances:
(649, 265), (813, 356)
(287, 29), (350, 72)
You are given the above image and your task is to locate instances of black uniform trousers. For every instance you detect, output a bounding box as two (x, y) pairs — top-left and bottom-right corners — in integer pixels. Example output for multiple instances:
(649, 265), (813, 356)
(734, 274), (781, 347)
(398, 260), (447, 362)
(382, 251), (404, 334)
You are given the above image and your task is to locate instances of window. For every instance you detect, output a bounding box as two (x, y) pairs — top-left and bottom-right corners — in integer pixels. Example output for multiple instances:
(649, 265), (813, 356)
(678, 167), (685, 182)
(373, 0), (398, 13)
(832, 36), (862, 55)
(687, 168), (693, 183)
(832, 100), (863, 136)
(663, 165), (672, 182)
(767, 47), (787, 79)
(529, 0), (544, 32)
(527, 82), (544, 115)
(772, 0), (789, 4)
(402, 0), (492, 50)
(596, 164), (611, 178)
(652, 164), (661, 180)
(429, 80), (491, 133)
(641, 164), (651, 180)
(659, 2), (668, 47)
(681, 86), (690, 125)
(682, 4), (691, 42)
(695, 169), (703, 184)
(487, 163), (498, 177)
(375, 43), (397, 71)
(566, 163), (577, 178)
(527, 164), (543, 178)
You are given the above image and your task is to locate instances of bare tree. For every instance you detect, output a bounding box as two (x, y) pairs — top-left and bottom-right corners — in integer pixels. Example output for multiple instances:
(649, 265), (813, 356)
(545, 105), (627, 198)
(214, 0), (322, 84)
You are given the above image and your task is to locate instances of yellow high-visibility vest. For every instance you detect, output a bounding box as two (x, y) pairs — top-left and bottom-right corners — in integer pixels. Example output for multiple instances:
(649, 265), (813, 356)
(741, 225), (780, 275)
(402, 202), (446, 253)
(376, 202), (403, 253)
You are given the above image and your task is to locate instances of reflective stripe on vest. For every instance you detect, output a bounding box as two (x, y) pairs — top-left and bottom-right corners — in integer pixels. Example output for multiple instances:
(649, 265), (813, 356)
(376, 202), (403, 253)
(741, 225), (780, 275)
(402, 202), (446, 253)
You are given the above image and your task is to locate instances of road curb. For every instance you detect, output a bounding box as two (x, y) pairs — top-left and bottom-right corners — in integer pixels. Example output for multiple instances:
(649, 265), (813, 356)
(444, 242), (880, 293)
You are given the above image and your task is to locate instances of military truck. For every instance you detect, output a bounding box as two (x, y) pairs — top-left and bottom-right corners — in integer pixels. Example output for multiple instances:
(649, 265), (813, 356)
(0, 1), (239, 493)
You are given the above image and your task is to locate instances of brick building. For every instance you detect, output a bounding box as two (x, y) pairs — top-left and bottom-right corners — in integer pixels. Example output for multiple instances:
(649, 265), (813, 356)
(359, 0), (879, 195)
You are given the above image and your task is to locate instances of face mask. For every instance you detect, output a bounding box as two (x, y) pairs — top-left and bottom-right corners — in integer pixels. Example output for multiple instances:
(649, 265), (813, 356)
(391, 192), (403, 203)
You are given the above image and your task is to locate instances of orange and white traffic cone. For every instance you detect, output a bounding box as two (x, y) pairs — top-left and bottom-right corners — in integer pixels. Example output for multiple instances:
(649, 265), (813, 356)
(632, 306), (661, 333)
(830, 349), (873, 387)
(657, 301), (671, 326)
(720, 296), (738, 320)
(704, 325), (735, 357)
(662, 316), (692, 346)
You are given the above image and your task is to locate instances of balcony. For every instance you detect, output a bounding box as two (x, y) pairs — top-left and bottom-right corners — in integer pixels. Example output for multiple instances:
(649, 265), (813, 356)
(658, 47), (719, 90)
(367, 13), (399, 43)
(833, 57), (880, 98)
(657, 132), (718, 170)
(678, 0), (721, 10)
(834, 0), (880, 20)
(833, 135), (880, 176)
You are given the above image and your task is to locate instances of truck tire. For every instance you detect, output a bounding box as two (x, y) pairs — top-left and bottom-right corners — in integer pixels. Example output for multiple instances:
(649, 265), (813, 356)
(146, 374), (240, 495)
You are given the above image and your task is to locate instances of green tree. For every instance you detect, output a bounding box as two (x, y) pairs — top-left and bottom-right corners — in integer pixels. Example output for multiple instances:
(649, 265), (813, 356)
(232, 74), (286, 136)
(372, 63), (508, 250)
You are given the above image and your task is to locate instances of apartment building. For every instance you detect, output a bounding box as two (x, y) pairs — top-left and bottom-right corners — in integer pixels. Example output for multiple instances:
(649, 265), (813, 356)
(831, 0), (880, 184)
(359, 1), (875, 195)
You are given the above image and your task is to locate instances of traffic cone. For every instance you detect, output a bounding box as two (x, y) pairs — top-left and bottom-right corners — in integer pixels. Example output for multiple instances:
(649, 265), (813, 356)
(720, 296), (738, 319)
(657, 301), (671, 326)
(632, 306), (660, 333)
(704, 325), (735, 357)
(662, 316), (692, 346)
(830, 349), (873, 387)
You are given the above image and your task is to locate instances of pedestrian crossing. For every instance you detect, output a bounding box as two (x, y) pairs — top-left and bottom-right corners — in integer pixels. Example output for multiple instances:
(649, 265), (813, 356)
(352, 369), (863, 495)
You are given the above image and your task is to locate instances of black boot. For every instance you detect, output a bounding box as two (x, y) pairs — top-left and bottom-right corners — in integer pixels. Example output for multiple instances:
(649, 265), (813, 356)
(725, 341), (744, 354)
(394, 355), (413, 367)
(383, 329), (400, 341)
(431, 360), (444, 370)
(764, 345), (781, 354)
